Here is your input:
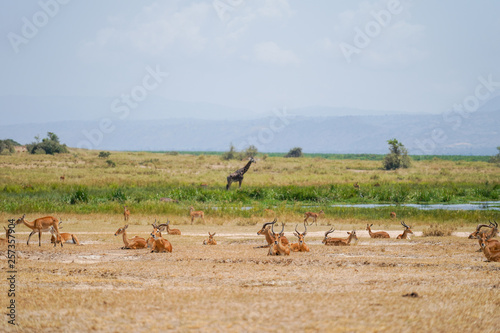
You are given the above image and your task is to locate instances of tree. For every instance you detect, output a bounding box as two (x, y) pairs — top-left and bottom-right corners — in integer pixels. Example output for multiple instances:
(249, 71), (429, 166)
(26, 132), (69, 155)
(489, 146), (500, 165)
(285, 147), (303, 158)
(383, 139), (411, 170)
(243, 145), (258, 158)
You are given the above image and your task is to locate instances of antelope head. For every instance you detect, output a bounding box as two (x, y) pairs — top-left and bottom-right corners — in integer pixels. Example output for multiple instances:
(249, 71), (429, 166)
(272, 222), (285, 245)
(257, 219), (276, 235)
(401, 221), (413, 233)
(468, 224), (491, 239)
(114, 225), (128, 236)
(294, 222), (307, 245)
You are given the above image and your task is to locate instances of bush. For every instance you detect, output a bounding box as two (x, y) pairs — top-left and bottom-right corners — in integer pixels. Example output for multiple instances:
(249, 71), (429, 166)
(489, 146), (500, 165)
(422, 224), (456, 237)
(383, 139), (411, 170)
(70, 187), (89, 204)
(0, 139), (17, 155)
(26, 132), (68, 155)
(106, 160), (116, 167)
(98, 151), (111, 158)
(285, 147), (303, 158)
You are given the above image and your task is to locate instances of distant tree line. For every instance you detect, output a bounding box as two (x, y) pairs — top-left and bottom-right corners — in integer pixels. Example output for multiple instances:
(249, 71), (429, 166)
(0, 139), (20, 155)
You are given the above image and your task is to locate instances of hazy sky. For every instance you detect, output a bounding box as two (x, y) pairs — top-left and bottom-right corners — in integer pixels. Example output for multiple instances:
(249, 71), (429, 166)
(2, 0), (500, 120)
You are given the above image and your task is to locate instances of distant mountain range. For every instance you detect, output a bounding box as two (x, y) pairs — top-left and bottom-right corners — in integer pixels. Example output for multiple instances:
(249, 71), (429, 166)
(1, 96), (499, 155)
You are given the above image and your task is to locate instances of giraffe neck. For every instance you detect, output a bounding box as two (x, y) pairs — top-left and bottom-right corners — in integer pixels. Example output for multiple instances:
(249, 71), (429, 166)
(241, 160), (253, 174)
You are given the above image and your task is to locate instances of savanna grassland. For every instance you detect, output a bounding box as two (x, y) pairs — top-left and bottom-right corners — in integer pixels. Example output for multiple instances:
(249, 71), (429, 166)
(1, 150), (499, 332)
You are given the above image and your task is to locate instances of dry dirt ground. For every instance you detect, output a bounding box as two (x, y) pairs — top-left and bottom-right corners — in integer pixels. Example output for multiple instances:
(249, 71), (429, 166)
(1, 227), (499, 333)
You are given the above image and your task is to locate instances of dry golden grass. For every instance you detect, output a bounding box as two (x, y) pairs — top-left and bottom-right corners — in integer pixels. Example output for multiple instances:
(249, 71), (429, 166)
(1, 221), (499, 332)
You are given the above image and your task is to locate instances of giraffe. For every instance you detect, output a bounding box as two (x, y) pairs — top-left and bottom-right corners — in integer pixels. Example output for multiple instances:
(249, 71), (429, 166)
(226, 157), (256, 190)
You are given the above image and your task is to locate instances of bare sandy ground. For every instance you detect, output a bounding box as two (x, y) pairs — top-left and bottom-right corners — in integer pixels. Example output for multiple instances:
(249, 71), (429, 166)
(1, 228), (499, 332)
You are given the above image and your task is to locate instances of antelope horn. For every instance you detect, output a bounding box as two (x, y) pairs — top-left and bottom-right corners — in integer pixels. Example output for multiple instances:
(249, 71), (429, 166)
(295, 224), (299, 234)
(325, 227), (335, 237)
(261, 221), (275, 229)
(279, 222), (285, 235)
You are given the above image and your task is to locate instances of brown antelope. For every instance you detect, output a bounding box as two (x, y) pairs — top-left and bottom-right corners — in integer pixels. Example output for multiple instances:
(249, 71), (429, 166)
(15, 214), (62, 247)
(123, 206), (130, 221)
(390, 211), (397, 219)
(476, 232), (500, 262)
(60, 175), (65, 181)
(256, 219), (289, 248)
(146, 221), (167, 248)
(166, 220), (181, 235)
(323, 228), (358, 246)
(397, 221), (413, 239)
(150, 225), (172, 253)
(268, 223), (290, 256)
(0, 225), (13, 245)
(366, 224), (390, 239)
(203, 232), (217, 245)
(304, 210), (324, 226)
(189, 207), (205, 224)
(353, 182), (360, 190)
(49, 226), (80, 245)
(469, 221), (499, 252)
(290, 223), (310, 252)
(114, 225), (147, 249)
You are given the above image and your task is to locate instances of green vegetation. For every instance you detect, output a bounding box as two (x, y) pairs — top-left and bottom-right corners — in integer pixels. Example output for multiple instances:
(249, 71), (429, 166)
(98, 151), (111, 158)
(222, 144), (259, 160)
(0, 139), (19, 155)
(0, 149), (498, 224)
(285, 147), (303, 158)
(383, 138), (411, 170)
(489, 146), (500, 165)
(26, 132), (69, 155)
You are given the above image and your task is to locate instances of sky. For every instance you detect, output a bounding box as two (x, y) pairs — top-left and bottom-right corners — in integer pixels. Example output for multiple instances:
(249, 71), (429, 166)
(1, 0), (500, 122)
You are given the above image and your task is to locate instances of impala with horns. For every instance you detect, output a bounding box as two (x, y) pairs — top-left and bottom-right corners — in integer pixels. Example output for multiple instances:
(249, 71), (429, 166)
(203, 232), (217, 245)
(366, 224), (390, 239)
(476, 231), (500, 262)
(15, 214), (62, 247)
(397, 221), (413, 239)
(322, 228), (358, 246)
(290, 223), (310, 252)
(268, 222), (290, 256)
(469, 221), (499, 252)
(114, 225), (147, 249)
(256, 219), (289, 248)
(146, 220), (168, 248)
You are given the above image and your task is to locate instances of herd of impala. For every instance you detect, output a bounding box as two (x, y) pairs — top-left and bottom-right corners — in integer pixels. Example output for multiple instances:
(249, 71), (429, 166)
(4, 210), (498, 262)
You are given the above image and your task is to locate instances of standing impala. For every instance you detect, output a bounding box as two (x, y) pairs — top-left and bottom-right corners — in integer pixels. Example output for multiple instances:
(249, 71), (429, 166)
(366, 224), (390, 239)
(123, 206), (130, 221)
(304, 210), (324, 226)
(323, 228), (358, 246)
(114, 225), (147, 249)
(189, 207), (205, 224)
(397, 221), (413, 239)
(15, 214), (63, 247)
(290, 223), (310, 252)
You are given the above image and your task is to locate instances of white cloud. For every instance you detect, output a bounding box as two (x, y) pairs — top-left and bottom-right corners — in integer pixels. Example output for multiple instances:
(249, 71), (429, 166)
(328, 0), (428, 68)
(254, 41), (299, 66)
(80, 2), (211, 57)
